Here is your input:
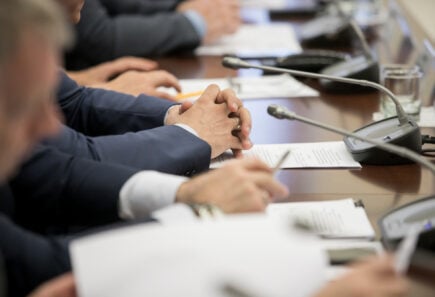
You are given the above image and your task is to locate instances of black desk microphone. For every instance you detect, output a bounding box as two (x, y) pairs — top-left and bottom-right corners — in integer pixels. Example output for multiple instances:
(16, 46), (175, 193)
(222, 56), (421, 165)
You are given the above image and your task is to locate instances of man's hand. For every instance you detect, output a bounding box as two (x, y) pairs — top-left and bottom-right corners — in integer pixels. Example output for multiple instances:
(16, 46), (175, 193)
(313, 255), (409, 297)
(67, 56), (158, 86)
(28, 273), (76, 297)
(176, 158), (289, 213)
(177, 0), (241, 44)
(165, 85), (252, 158)
(91, 70), (182, 99)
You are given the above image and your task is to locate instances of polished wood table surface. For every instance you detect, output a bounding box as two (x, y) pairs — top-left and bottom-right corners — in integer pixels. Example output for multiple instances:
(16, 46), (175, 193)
(155, 3), (434, 294)
(156, 54), (435, 295)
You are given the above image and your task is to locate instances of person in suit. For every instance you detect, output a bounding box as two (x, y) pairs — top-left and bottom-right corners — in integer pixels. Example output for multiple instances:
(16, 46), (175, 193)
(9, 0), (273, 236)
(64, 0), (241, 70)
(0, 1), (287, 295)
(0, 1), (409, 297)
(45, 0), (251, 172)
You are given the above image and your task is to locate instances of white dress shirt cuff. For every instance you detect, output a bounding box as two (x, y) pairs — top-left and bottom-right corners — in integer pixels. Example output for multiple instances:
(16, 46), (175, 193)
(163, 106), (199, 137)
(119, 171), (188, 220)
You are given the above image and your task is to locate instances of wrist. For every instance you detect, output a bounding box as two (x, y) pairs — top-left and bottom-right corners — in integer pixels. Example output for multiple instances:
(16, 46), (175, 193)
(164, 105), (181, 125)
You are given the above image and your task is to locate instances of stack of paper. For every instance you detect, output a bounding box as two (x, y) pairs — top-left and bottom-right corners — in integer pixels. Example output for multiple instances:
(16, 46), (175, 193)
(211, 141), (361, 169)
(71, 216), (328, 297)
(195, 24), (301, 57)
(162, 74), (319, 100)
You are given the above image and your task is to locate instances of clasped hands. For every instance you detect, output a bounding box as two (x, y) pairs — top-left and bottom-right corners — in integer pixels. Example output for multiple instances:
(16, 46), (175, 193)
(165, 84), (252, 159)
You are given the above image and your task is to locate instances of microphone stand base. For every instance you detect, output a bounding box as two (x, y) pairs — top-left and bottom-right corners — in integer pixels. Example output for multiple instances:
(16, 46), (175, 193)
(344, 117), (421, 165)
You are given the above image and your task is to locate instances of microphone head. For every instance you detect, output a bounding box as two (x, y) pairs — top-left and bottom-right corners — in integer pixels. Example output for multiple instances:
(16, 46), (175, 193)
(221, 57), (252, 70)
(267, 104), (289, 119)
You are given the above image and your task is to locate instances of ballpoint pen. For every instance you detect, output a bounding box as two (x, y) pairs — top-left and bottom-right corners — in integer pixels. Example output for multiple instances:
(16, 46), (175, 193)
(394, 225), (420, 274)
(272, 150), (291, 175)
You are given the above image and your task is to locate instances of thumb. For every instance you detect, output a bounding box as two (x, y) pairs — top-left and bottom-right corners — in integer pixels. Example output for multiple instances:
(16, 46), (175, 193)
(179, 101), (194, 114)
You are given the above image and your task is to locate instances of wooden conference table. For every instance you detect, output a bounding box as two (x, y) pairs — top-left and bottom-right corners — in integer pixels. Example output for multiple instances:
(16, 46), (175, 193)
(154, 2), (434, 295)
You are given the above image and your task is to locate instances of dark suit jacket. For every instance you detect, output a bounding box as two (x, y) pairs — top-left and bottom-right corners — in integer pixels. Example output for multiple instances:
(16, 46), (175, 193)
(1, 183), (156, 297)
(65, 0), (200, 69)
(0, 185), (71, 297)
(45, 72), (211, 175)
(10, 145), (140, 234)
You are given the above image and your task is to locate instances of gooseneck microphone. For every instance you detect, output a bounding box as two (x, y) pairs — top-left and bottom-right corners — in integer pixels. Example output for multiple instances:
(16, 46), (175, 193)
(267, 105), (434, 173)
(222, 57), (421, 165)
(268, 104), (435, 254)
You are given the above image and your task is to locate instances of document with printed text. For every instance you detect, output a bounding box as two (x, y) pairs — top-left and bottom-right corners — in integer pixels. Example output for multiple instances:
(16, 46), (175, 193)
(210, 141), (361, 169)
(267, 198), (375, 239)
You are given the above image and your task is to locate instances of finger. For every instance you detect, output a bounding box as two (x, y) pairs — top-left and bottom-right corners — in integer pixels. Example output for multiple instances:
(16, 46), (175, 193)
(152, 71), (182, 92)
(236, 107), (252, 138)
(179, 101), (194, 114)
(29, 273), (76, 297)
(111, 57), (158, 74)
(117, 56), (159, 70)
(228, 135), (244, 151)
(232, 130), (252, 150)
(225, 156), (272, 173)
(216, 88), (242, 112)
(231, 148), (244, 158)
(250, 172), (289, 198)
(197, 84), (220, 103)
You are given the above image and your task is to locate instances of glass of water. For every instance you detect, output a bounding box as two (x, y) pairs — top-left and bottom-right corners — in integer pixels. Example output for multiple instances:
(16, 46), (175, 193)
(380, 64), (423, 121)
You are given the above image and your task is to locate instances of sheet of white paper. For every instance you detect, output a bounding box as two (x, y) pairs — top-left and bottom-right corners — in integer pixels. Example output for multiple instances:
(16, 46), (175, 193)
(160, 74), (319, 100)
(210, 141), (361, 169)
(195, 24), (301, 57)
(71, 215), (328, 297)
(267, 198), (375, 239)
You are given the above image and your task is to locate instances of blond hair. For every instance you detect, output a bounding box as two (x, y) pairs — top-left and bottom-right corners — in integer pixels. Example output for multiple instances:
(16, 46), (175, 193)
(0, 0), (73, 66)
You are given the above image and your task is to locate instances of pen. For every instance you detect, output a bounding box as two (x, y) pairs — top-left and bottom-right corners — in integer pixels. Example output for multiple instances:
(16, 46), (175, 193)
(175, 90), (203, 100)
(272, 150), (291, 175)
(394, 225), (420, 274)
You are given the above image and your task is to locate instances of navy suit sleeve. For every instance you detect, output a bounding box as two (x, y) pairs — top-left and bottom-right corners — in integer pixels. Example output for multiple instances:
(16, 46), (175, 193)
(57, 72), (176, 136)
(65, 0), (200, 69)
(43, 124), (211, 175)
(0, 213), (157, 297)
(56, 73), (212, 174)
(0, 214), (70, 297)
(9, 145), (140, 233)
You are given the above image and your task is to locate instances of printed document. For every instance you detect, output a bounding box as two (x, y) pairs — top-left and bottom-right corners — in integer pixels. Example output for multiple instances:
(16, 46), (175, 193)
(160, 74), (319, 100)
(267, 198), (375, 239)
(210, 141), (361, 169)
(71, 215), (328, 297)
(195, 24), (301, 57)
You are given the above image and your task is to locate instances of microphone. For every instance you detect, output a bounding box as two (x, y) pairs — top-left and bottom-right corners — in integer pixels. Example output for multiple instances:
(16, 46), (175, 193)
(222, 57), (421, 165)
(267, 104), (435, 260)
(318, 1), (379, 92)
(267, 104), (433, 171)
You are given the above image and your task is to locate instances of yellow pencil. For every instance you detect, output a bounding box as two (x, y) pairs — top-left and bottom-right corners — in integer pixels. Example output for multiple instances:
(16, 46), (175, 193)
(175, 90), (203, 100)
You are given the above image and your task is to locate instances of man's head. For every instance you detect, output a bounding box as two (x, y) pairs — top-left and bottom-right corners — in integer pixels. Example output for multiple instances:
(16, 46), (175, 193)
(56, 0), (84, 24)
(0, 0), (72, 181)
